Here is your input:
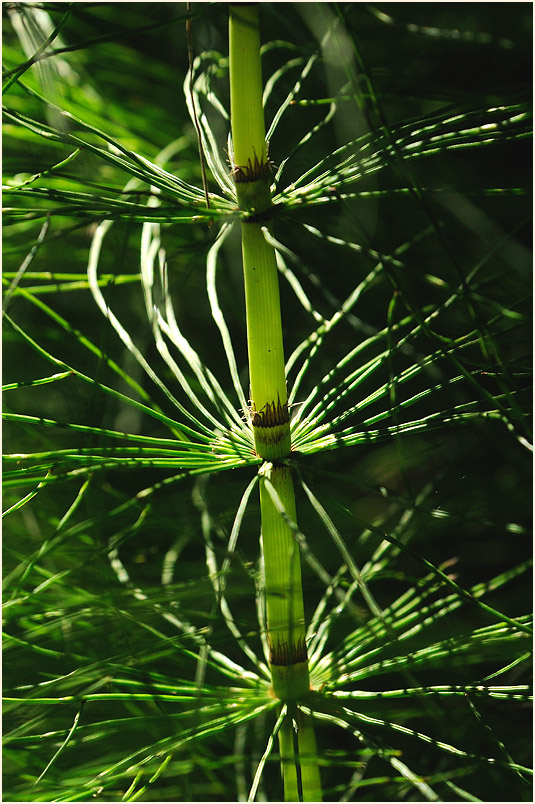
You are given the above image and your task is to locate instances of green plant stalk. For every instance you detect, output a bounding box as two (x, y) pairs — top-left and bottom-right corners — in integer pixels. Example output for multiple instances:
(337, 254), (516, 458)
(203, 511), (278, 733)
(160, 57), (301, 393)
(228, 4), (266, 170)
(229, 5), (321, 799)
(259, 463), (308, 697)
(278, 707), (322, 803)
(229, 0), (305, 678)
(241, 222), (291, 459)
(229, 4), (289, 460)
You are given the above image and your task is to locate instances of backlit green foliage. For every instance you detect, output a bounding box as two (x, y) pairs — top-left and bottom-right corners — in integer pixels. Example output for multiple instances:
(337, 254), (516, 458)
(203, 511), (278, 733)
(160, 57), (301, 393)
(3, 3), (532, 801)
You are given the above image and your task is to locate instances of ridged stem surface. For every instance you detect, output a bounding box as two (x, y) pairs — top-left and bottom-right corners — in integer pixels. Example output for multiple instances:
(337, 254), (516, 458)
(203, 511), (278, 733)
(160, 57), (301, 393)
(229, 4), (266, 169)
(259, 464), (309, 699)
(279, 708), (323, 802)
(241, 223), (291, 459)
(229, 6), (322, 799)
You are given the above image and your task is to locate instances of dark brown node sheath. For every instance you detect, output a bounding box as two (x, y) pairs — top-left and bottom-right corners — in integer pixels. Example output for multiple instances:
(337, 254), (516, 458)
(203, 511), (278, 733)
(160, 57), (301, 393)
(252, 396), (289, 428)
(269, 635), (307, 666)
(232, 151), (273, 184)
(251, 396), (291, 459)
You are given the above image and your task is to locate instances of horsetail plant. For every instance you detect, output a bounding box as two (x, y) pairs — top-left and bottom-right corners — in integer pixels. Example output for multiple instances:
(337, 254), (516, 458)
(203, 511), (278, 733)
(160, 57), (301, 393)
(3, 3), (532, 802)
(229, 6), (320, 798)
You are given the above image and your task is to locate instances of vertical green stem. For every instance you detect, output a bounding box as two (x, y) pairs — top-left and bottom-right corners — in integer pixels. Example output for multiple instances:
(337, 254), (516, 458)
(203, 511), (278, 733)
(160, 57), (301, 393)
(228, 5), (266, 169)
(259, 463), (308, 698)
(241, 223), (291, 459)
(229, 4), (322, 800)
(279, 707), (322, 803)
(229, 3), (289, 460)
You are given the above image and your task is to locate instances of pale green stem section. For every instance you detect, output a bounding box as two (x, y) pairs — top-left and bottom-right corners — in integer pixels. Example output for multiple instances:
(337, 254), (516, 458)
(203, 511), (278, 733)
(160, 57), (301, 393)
(241, 224), (286, 411)
(241, 223), (287, 410)
(259, 464), (308, 699)
(229, 4), (267, 168)
(278, 708), (323, 802)
(241, 222), (291, 458)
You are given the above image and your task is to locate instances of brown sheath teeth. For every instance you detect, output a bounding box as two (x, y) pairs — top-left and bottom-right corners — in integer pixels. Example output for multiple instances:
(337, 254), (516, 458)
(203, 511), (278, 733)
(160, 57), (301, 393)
(252, 397), (289, 428)
(232, 152), (272, 184)
(269, 635), (307, 666)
